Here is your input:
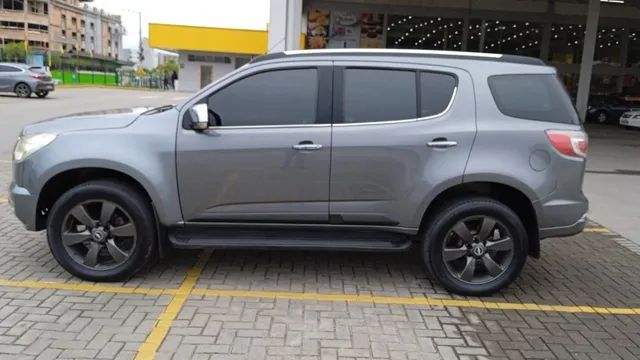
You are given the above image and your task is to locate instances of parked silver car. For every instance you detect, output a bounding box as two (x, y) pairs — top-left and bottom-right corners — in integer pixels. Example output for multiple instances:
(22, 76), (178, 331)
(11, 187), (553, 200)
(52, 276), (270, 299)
(9, 49), (588, 296)
(0, 62), (55, 98)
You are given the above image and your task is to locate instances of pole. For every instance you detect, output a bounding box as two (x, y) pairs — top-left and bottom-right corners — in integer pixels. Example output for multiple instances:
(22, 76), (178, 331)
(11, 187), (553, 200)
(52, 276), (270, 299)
(575, 0), (600, 122)
(138, 11), (143, 65)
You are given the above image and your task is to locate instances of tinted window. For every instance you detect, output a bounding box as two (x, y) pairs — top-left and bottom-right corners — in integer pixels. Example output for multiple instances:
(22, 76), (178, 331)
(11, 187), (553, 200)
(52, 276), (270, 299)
(207, 68), (318, 126)
(488, 74), (579, 124)
(0, 65), (20, 73)
(421, 72), (456, 117)
(343, 69), (417, 123)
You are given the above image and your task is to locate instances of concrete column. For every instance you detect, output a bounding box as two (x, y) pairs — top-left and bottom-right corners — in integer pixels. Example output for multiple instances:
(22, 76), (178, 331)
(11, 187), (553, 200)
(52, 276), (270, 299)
(540, 0), (553, 62)
(576, 0), (600, 121)
(461, 16), (469, 51)
(268, 0), (303, 53)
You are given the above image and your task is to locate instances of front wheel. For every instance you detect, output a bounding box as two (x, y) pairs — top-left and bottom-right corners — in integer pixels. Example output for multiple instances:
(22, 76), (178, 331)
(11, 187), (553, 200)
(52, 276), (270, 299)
(47, 180), (157, 282)
(422, 197), (528, 296)
(36, 91), (49, 98)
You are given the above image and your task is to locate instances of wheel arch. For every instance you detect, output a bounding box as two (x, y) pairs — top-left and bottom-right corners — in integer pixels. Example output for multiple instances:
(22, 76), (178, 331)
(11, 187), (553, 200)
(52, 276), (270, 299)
(14, 81), (32, 92)
(419, 181), (540, 258)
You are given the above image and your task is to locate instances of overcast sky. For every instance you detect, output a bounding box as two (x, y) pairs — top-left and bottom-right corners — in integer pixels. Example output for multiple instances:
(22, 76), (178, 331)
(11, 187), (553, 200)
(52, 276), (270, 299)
(90, 0), (271, 49)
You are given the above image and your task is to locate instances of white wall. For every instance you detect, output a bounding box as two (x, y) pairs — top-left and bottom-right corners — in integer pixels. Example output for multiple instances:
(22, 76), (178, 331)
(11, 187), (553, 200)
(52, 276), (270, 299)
(176, 51), (241, 92)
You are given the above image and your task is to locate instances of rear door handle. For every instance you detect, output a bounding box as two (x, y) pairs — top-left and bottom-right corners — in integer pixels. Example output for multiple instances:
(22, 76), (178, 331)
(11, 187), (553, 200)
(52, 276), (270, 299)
(293, 142), (323, 151)
(427, 139), (458, 148)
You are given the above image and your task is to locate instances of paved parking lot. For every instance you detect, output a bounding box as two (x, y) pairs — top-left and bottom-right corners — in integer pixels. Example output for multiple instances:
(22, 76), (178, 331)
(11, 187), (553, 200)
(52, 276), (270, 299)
(1, 89), (640, 359)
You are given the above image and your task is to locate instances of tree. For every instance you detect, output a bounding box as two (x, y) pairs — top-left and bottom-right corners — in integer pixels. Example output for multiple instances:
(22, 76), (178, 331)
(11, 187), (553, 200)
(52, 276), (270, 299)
(155, 59), (178, 76)
(2, 42), (31, 62)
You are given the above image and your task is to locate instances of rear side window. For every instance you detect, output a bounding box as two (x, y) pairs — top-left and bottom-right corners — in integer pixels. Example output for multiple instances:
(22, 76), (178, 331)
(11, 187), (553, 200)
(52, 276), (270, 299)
(421, 72), (456, 117)
(0, 65), (20, 73)
(343, 69), (417, 123)
(488, 74), (579, 124)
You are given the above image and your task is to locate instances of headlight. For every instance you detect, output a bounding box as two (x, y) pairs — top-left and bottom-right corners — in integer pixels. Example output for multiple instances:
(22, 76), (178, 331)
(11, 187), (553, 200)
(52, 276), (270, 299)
(13, 133), (57, 162)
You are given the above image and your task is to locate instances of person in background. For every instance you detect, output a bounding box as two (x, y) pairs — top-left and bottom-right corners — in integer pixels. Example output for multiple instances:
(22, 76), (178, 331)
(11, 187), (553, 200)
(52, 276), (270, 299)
(171, 71), (178, 90)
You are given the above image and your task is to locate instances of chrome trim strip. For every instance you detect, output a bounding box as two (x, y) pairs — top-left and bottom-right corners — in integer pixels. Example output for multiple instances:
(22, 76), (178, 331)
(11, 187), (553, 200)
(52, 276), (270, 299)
(205, 123), (330, 130)
(334, 86), (458, 127)
(283, 49), (503, 58)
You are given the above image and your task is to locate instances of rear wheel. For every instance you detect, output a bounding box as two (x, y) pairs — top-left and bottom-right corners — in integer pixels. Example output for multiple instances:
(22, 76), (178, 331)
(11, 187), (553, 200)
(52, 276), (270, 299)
(47, 180), (157, 281)
(35, 91), (49, 98)
(14, 83), (32, 98)
(422, 197), (528, 296)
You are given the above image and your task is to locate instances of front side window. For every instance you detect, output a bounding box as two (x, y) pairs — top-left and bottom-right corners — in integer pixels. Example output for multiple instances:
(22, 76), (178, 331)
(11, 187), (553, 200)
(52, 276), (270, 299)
(207, 68), (318, 127)
(343, 69), (417, 123)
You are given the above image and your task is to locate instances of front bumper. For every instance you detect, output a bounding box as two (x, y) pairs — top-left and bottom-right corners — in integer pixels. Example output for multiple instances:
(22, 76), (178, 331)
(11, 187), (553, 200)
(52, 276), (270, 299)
(9, 181), (38, 231)
(539, 213), (587, 239)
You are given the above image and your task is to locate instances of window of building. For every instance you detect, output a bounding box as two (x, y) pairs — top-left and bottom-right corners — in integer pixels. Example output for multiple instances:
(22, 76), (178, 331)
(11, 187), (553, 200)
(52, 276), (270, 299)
(72, 32), (77, 38)
(488, 74), (579, 124)
(187, 54), (232, 63)
(235, 57), (251, 69)
(343, 69), (417, 123)
(0, 0), (25, 11)
(81, 34), (85, 41)
(28, 23), (47, 32)
(549, 23), (584, 64)
(108, 40), (111, 46)
(481, 20), (542, 57)
(61, 29), (66, 37)
(387, 15), (464, 51)
(595, 26), (624, 66)
(420, 72), (457, 117)
(43, 3), (47, 14)
(207, 69), (319, 127)
(81, 20), (85, 27)
(71, 17), (77, 25)
(0, 21), (25, 30)
(90, 22), (94, 30)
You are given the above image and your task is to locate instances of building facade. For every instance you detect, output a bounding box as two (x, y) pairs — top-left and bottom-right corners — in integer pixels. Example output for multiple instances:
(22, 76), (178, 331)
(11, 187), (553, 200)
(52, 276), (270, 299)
(269, 0), (640, 118)
(0, 0), (124, 62)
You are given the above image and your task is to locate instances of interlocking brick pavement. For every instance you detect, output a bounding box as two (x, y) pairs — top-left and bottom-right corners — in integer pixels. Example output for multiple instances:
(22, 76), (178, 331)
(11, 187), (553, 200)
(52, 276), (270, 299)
(4, 160), (640, 359)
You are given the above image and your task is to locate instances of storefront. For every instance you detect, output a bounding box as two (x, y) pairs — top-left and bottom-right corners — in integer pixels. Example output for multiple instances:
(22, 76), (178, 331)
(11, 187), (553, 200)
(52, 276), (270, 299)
(269, 0), (640, 116)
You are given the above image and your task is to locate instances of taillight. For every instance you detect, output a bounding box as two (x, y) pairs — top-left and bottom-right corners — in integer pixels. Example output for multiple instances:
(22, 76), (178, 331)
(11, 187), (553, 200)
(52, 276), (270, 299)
(30, 73), (43, 80)
(545, 130), (588, 158)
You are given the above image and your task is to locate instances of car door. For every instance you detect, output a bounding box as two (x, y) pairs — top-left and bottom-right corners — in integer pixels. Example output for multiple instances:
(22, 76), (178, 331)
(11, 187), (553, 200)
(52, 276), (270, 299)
(177, 62), (333, 223)
(0, 65), (17, 91)
(329, 62), (476, 229)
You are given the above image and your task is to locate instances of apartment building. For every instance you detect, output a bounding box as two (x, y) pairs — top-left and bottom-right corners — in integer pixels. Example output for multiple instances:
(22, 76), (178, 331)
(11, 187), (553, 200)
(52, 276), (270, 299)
(0, 0), (124, 60)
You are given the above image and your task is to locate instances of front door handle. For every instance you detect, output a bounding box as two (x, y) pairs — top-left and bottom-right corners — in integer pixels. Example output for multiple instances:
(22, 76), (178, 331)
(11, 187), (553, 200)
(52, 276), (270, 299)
(427, 138), (458, 148)
(293, 141), (323, 151)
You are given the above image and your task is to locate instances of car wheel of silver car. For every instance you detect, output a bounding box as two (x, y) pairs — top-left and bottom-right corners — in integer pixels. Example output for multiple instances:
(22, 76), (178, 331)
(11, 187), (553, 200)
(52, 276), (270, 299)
(36, 91), (49, 98)
(422, 197), (527, 296)
(47, 180), (157, 282)
(14, 83), (32, 98)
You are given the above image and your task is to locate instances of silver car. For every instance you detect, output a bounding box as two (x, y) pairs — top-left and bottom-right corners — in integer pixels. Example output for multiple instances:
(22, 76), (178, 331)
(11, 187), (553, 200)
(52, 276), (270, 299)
(9, 49), (588, 296)
(0, 62), (55, 98)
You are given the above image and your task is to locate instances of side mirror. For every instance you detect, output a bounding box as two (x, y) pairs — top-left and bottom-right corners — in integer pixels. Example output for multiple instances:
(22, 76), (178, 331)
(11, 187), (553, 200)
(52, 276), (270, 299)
(188, 103), (209, 131)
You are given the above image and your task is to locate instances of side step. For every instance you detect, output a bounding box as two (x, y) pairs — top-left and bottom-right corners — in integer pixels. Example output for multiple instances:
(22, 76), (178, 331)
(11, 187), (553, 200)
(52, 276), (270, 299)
(168, 226), (413, 251)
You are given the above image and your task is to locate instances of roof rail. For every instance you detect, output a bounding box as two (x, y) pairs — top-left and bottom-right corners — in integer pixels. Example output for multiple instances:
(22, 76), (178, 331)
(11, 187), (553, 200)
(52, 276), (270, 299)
(251, 48), (545, 66)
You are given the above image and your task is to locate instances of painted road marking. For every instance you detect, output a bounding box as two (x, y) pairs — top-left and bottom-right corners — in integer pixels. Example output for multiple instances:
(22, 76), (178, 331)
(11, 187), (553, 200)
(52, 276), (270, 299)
(0, 278), (177, 295)
(584, 227), (610, 233)
(134, 250), (211, 360)
(0, 196), (7, 203)
(0, 159), (11, 163)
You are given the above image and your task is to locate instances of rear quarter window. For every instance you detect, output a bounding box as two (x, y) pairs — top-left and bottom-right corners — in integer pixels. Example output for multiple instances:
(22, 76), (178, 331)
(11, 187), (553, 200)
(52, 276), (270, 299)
(488, 74), (579, 124)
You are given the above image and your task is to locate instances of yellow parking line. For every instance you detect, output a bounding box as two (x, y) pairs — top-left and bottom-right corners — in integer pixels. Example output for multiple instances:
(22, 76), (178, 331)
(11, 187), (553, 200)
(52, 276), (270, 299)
(190, 288), (640, 315)
(0, 278), (177, 295)
(0, 159), (11, 163)
(0, 196), (7, 203)
(584, 227), (610, 233)
(134, 250), (211, 360)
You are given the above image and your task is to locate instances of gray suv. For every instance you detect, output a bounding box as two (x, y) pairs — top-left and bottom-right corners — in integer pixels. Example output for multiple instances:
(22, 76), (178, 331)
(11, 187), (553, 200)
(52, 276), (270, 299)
(9, 50), (588, 296)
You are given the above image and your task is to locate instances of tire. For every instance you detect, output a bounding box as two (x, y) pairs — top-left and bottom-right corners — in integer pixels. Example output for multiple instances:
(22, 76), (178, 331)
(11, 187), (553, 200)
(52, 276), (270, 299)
(47, 180), (157, 282)
(14, 83), (32, 98)
(36, 91), (49, 98)
(595, 111), (608, 124)
(422, 197), (528, 296)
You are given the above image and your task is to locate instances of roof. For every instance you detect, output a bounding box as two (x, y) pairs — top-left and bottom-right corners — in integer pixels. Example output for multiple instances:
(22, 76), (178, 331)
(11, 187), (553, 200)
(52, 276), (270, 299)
(149, 23), (269, 56)
(251, 49), (546, 66)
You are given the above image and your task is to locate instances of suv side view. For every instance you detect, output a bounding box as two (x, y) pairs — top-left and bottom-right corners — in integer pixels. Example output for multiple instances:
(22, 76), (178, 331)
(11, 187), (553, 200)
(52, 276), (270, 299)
(9, 49), (588, 296)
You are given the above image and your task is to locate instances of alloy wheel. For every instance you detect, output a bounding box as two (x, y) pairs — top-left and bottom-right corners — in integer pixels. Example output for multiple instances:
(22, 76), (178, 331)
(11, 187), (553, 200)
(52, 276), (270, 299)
(442, 216), (514, 284)
(61, 200), (136, 270)
(16, 84), (30, 97)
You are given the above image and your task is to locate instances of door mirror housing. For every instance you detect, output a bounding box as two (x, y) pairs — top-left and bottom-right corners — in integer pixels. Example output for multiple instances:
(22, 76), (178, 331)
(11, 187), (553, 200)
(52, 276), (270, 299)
(189, 103), (209, 130)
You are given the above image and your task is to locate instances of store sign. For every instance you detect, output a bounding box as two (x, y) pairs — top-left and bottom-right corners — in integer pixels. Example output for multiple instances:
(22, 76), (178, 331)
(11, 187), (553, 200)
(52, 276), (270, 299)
(307, 9), (386, 49)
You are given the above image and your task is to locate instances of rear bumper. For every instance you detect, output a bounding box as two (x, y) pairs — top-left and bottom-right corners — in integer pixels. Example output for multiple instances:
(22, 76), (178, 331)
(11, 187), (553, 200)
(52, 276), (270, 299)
(539, 213), (587, 239)
(34, 82), (55, 92)
(9, 181), (38, 231)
